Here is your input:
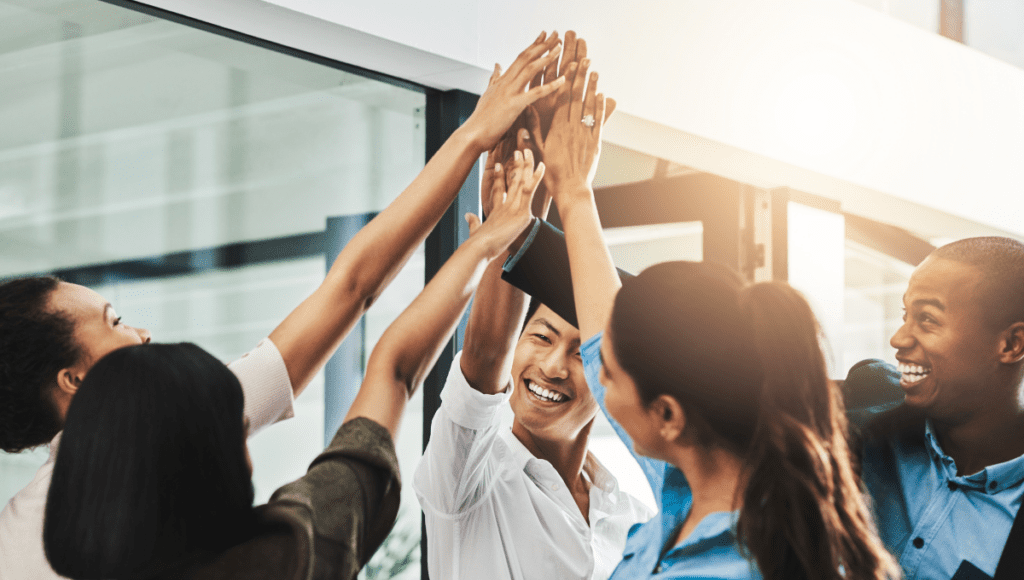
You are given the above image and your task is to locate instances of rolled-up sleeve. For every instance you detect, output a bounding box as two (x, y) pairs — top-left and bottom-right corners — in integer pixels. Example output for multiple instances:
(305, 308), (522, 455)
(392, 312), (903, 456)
(228, 338), (296, 437)
(414, 351), (510, 518)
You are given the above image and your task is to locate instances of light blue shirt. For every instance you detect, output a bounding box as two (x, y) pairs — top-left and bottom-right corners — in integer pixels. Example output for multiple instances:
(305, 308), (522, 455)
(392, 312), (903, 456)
(581, 333), (761, 580)
(862, 416), (1024, 580)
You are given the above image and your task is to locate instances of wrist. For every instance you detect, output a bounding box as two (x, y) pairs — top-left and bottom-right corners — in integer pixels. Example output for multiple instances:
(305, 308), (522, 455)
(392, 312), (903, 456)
(453, 122), (488, 154)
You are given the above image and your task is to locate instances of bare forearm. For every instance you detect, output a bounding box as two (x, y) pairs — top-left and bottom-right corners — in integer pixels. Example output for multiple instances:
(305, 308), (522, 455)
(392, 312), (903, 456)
(461, 258), (528, 395)
(268, 127), (483, 395)
(558, 187), (621, 340)
(343, 236), (495, 437)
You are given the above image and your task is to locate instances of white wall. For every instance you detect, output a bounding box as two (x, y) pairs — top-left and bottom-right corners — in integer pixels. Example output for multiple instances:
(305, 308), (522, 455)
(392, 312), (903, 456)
(139, 0), (1024, 237)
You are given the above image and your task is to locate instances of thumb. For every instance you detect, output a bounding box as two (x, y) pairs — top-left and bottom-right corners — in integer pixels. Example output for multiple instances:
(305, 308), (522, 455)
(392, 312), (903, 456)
(465, 213), (482, 235)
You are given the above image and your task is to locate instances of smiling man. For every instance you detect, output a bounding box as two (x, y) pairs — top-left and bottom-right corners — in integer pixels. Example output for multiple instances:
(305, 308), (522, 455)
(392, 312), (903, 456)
(858, 236), (1024, 580)
(413, 154), (649, 580)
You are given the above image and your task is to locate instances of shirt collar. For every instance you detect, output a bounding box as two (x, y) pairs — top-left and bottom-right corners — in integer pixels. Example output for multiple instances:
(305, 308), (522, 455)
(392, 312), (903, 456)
(923, 419), (1024, 493)
(499, 428), (621, 495)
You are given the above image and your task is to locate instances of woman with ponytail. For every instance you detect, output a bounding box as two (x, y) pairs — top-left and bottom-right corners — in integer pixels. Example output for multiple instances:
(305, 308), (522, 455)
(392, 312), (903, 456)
(526, 57), (898, 579)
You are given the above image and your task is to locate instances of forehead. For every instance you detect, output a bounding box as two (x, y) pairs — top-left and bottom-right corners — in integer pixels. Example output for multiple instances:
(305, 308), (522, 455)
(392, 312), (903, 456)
(48, 283), (109, 321)
(526, 304), (579, 341)
(906, 258), (985, 312)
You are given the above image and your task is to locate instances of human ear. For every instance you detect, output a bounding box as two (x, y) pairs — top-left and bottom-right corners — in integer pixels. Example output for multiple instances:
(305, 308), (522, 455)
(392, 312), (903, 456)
(55, 367), (82, 397)
(651, 394), (686, 443)
(999, 322), (1024, 364)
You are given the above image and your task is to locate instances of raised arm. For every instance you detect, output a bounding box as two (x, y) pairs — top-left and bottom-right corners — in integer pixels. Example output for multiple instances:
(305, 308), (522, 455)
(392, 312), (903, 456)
(344, 150), (545, 438)
(461, 148), (550, 394)
(268, 32), (565, 396)
(536, 59), (617, 341)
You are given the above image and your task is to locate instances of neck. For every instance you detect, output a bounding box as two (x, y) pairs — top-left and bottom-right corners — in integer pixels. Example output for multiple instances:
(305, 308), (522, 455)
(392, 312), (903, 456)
(665, 443), (745, 545)
(511, 419), (593, 491)
(933, 386), (1024, 475)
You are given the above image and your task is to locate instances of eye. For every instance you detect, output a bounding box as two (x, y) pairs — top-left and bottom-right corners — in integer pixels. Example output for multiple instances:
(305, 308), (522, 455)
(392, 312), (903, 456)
(113, 317), (122, 327)
(532, 333), (551, 344)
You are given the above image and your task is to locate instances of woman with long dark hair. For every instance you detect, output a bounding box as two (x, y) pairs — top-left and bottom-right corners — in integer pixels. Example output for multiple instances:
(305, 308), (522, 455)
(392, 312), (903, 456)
(521, 61), (899, 579)
(41, 140), (546, 579)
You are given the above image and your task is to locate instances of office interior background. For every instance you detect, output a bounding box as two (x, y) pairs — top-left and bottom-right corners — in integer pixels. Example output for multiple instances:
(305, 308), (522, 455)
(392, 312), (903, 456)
(2, 0), (1023, 578)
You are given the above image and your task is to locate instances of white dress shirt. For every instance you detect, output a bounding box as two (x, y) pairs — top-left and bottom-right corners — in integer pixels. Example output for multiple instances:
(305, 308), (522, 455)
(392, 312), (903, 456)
(0, 338), (295, 580)
(414, 351), (653, 580)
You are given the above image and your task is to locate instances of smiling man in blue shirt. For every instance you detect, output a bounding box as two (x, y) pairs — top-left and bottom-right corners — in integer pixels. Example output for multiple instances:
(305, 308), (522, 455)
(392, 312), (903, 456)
(854, 236), (1024, 580)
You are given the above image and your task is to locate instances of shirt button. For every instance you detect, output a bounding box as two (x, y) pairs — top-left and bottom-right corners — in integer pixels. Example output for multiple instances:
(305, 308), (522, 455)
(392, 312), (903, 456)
(913, 537), (925, 549)
(551, 483), (559, 490)
(654, 563), (662, 574)
(947, 481), (958, 491)
(989, 481), (998, 491)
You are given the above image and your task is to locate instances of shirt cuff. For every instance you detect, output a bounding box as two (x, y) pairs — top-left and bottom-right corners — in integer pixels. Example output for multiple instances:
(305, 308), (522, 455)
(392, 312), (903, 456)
(228, 338), (296, 437)
(501, 217), (541, 274)
(440, 351), (512, 430)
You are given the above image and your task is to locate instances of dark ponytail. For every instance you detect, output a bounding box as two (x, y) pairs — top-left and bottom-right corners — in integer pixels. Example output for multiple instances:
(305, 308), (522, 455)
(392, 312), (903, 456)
(736, 282), (897, 580)
(610, 263), (897, 580)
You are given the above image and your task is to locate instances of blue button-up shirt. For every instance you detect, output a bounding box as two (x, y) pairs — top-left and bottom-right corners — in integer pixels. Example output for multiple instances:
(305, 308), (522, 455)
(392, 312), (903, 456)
(582, 333), (761, 579)
(862, 415), (1024, 580)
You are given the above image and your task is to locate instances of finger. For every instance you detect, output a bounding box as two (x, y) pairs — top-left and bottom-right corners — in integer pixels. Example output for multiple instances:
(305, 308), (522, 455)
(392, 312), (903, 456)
(465, 213), (482, 235)
(583, 70), (599, 130)
(552, 62), (577, 114)
(507, 150), (526, 199)
(489, 63), (501, 87)
(569, 59), (591, 123)
(490, 162), (506, 203)
(560, 31), (578, 76)
(518, 43), (562, 88)
(522, 75), (566, 109)
(506, 31), (560, 81)
(593, 94), (608, 143)
(604, 97), (617, 122)
(529, 161), (546, 197)
(483, 159), (502, 218)
(516, 127), (532, 155)
(525, 105), (545, 152)
(575, 37), (588, 63)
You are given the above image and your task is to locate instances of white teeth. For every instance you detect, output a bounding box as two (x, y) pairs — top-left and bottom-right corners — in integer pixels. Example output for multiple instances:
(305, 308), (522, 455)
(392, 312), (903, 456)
(526, 381), (566, 403)
(897, 362), (931, 382)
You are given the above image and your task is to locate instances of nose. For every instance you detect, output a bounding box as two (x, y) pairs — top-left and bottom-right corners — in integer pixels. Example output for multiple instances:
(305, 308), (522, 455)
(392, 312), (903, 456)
(890, 320), (913, 351)
(540, 348), (569, 381)
(136, 326), (152, 344)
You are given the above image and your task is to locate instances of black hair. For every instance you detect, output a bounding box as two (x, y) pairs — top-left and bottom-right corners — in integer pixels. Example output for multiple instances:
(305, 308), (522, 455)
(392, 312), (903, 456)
(0, 276), (79, 452)
(44, 343), (255, 579)
(931, 236), (1024, 329)
(609, 261), (897, 580)
(521, 296), (543, 333)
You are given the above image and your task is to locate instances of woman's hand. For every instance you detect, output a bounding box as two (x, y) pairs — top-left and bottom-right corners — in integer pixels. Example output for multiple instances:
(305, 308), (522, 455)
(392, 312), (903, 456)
(461, 32), (566, 152)
(533, 59), (610, 204)
(467, 149), (544, 258)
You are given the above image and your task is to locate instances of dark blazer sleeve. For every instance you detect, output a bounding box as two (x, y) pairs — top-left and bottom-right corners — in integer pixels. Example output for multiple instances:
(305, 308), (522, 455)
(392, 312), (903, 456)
(264, 417), (401, 580)
(501, 218), (633, 328)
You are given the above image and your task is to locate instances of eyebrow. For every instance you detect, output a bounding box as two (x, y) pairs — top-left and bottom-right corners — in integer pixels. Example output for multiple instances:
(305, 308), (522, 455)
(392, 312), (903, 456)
(910, 298), (946, 311)
(529, 318), (561, 337)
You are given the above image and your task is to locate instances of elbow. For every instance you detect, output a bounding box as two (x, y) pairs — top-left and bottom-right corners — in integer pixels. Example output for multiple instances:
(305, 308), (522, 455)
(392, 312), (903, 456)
(328, 267), (384, 313)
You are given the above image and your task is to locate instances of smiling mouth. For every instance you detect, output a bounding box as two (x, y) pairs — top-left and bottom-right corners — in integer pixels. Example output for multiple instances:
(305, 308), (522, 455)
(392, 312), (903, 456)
(525, 379), (569, 403)
(898, 362), (932, 386)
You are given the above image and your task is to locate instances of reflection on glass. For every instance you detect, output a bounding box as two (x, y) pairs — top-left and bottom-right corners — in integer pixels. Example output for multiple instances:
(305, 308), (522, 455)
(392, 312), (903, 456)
(0, 1), (426, 577)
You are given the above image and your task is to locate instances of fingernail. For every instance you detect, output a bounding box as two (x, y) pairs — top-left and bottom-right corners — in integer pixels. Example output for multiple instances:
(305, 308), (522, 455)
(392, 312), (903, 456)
(520, 129), (530, 140)
(514, 150), (522, 162)
(536, 31), (545, 42)
(494, 163), (501, 172)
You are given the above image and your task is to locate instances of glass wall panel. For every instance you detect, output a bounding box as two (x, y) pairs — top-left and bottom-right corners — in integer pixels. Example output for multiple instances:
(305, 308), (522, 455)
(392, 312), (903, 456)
(0, 1), (426, 577)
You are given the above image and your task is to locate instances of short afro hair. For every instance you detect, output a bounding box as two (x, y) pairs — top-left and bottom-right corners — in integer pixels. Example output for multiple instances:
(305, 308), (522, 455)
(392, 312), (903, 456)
(0, 276), (81, 452)
(931, 236), (1024, 329)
